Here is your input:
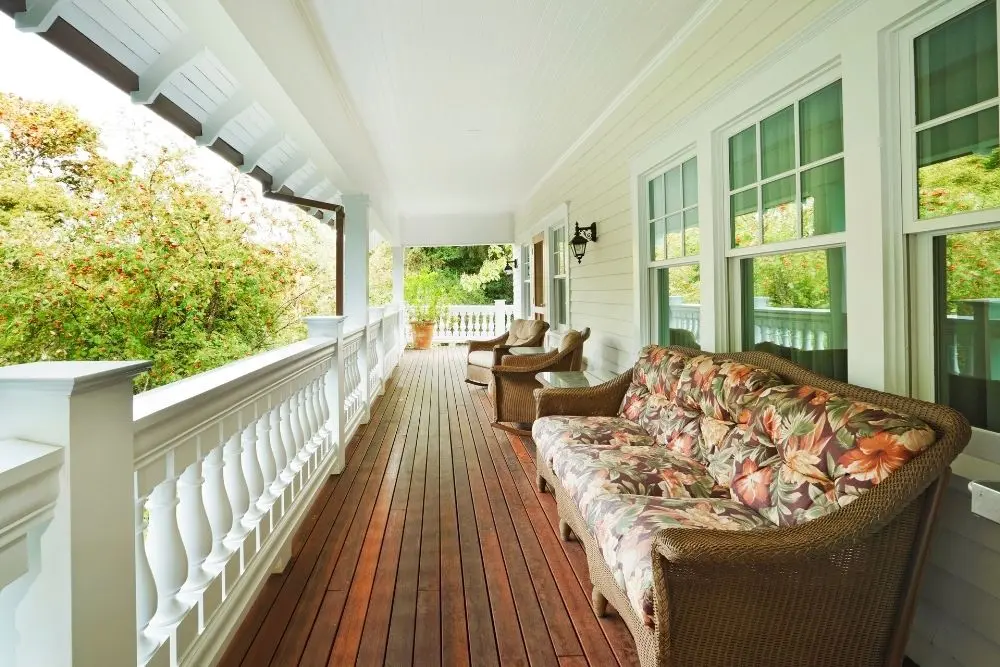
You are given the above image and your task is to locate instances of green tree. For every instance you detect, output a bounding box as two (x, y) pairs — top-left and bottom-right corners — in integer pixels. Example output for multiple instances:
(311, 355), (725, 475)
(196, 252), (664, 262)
(0, 92), (337, 390)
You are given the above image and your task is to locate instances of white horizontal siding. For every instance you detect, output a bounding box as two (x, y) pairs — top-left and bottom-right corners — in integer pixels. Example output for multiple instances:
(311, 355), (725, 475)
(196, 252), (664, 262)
(516, 0), (1000, 664)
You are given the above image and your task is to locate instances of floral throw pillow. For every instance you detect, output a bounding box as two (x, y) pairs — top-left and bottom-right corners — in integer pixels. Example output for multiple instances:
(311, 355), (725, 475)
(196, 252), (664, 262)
(674, 355), (783, 423)
(619, 346), (690, 421)
(729, 385), (936, 526)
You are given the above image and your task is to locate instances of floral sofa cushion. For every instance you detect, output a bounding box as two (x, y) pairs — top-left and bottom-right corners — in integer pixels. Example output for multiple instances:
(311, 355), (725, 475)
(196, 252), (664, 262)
(620, 346), (690, 425)
(532, 415), (653, 469)
(729, 385), (937, 526)
(551, 445), (726, 518)
(673, 354), (784, 424)
(584, 494), (770, 626)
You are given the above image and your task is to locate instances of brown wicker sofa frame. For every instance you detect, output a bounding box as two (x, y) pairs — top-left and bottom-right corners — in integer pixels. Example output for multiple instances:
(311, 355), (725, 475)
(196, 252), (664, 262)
(533, 348), (970, 667)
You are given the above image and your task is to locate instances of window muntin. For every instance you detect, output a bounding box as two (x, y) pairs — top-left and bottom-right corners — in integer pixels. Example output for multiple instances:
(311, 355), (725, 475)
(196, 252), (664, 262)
(648, 157), (698, 261)
(740, 247), (848, 381)
(728, 81), (845, 249)
(912, 0), (1000, 220)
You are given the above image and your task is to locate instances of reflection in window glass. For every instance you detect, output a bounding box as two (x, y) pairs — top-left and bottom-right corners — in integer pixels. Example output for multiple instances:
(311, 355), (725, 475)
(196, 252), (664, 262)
(729, 126), (757, 190)
(665, 167), (682, 214)
(654, 264), (701, 349)
(801, 159), (846, 236)
(731, 189), (759, 248)
(684, 209), (700, 256)
(552, 278), (567, 327)
(799, 81), (844, 165)
(649, 176), (664, 219)
(741, 247), (847, 380)
(650, 219), (666, 261)
(914, 0), (997, 125)
(916, 107), (1000, 219)
(934, 229), (1000, 432)
(762, 175), (796, 244)
(682, 158), (698, 206)
(761, 106), (795, 179)
(666, 213), (683, 259)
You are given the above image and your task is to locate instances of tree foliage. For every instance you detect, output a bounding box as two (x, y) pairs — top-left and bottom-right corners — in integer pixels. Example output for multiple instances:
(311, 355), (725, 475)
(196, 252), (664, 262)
(0, 93), (337, 391)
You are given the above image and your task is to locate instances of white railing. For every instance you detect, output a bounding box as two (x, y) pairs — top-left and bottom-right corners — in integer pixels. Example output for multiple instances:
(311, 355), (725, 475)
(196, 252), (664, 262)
(0, 306), (407, 667)
(668, 301), (842, 351)
(405, 300), (516, 344)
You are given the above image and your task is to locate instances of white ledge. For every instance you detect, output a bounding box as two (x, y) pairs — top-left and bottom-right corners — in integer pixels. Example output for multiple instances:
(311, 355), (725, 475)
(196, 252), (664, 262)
(0, 361), (151, 395)
(0, 439), (63, 592)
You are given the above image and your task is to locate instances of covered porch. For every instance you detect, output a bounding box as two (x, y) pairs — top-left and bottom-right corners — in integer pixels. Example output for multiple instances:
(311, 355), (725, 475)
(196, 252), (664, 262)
(219, 346), (636, 667)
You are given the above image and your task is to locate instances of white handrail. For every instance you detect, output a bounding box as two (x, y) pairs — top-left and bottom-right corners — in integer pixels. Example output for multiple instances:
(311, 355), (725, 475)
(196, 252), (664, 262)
(405, 301), (516, 344)
(0, 304), (409, 667)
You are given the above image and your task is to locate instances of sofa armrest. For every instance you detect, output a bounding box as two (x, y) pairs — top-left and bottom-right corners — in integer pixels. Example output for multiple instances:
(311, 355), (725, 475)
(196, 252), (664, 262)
(468, 333), (508, 352)
(534, 370), (632, 419)
(492, 344), (517, 366)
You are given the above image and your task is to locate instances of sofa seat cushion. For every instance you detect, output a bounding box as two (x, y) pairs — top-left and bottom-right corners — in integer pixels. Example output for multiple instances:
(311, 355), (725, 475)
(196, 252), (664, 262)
(533, 416), (653, 469)
(730, 385), (937, 527)
(551, 445), (727, 518)
(468, 349), (494, 369)
(584, 494), (770, 626)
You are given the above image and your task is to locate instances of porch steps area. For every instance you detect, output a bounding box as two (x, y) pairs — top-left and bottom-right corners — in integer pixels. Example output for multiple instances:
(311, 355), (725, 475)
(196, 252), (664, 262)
(220, 346), (639, 666)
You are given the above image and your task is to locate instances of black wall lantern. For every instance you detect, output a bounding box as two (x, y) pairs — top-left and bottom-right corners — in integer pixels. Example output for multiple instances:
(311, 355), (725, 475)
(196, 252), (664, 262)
(503, 257), (518, 276)
(569, 222), (598, 263)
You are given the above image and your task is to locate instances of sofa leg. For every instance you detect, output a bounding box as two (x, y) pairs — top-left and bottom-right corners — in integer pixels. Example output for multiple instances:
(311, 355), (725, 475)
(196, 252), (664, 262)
(536, 474), (547, 493)
(591, 588), (608, 617)
(559, 519), (572, 541)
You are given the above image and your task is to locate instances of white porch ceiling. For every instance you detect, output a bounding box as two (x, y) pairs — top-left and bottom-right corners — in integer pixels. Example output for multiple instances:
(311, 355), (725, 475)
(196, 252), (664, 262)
(305, 0), (709, 218)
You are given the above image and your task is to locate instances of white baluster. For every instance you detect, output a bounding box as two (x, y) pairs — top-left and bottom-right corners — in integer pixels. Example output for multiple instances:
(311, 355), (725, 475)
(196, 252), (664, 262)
(177, 460), (213, 593)
(305, 378), (321, 447)
(288, 393), (305, 466)
(135, 492), (160, 664)
(279, 396), (298, 486)
(146, 477), (189, 628)
(222, 430), (250, 545)
(296, 385), (315, 475)
(318, 368), (332, 448)
(202, 444), (233, 566)
(241, 421), (264, 523)
(256, 410), (278, 510)
(313, 375), (329, 454)
(269, 405), (289, 506)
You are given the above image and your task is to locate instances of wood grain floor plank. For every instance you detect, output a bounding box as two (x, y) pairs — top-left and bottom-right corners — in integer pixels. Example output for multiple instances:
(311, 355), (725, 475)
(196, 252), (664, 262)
(223, 347), (638, 667)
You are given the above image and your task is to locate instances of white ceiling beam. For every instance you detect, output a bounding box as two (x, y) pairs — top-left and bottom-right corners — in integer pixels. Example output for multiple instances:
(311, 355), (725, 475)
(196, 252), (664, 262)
(196, 90), (254, 147)
(295, 170), (325, 198)
(14, 0), (67, 33)
(269, 156), (309, 192)
(131, 34), (203, 105)
(239, 126), (284, 174)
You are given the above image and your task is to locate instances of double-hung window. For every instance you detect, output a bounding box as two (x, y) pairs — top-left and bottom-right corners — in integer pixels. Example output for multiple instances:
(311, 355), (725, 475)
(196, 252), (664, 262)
(550, 224), (569, 329)
(725, 77), (848, 380)
(644, 156), (701, 348)
(902, 0), (1000, 444)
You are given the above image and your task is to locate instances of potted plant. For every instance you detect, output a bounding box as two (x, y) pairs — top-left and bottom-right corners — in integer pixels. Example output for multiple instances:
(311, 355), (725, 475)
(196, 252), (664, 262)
(405, 271), (448, 349)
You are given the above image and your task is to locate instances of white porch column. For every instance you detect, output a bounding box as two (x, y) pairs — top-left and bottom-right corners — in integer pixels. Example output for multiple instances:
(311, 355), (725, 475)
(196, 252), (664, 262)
(391, 245), (405, 307)
(342, 194), (371, 331)
(0, 360), (150, 667)
(304, 316), (347, 475)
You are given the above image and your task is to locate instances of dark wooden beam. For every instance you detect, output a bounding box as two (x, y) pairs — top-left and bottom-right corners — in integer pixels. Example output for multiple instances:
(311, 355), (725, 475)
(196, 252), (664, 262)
(335, 209), (345, 317)
(262, 190), (343, 214)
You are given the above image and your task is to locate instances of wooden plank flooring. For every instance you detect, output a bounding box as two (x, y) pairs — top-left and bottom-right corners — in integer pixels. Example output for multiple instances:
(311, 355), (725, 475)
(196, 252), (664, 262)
(220, 346), (639, 667)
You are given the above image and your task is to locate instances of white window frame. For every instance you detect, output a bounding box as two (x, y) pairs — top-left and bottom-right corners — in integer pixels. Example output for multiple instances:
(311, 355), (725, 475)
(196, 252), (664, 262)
(637, 147), (702, 347)
(891, 0), (1000, 462)
(719, 66), (848, 359)
(519, 243), (533, 320)
(549, 221), (570, 331)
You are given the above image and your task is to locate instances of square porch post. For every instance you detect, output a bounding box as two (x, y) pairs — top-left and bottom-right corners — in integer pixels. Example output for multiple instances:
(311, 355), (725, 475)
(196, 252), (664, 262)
(341, 194), (370, 332)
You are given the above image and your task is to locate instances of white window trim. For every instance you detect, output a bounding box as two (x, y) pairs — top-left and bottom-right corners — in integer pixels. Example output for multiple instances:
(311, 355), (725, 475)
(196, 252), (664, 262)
(717, 64), (847, 356)
(518, 202), (571, 331)
(635, 147), (702, 347)
(548, 220), (571, 332)
(888, 0), (1000, 464)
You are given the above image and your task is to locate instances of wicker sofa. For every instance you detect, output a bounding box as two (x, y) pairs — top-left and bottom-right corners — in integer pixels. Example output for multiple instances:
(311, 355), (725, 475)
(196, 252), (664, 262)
(533, 345), (970, 667)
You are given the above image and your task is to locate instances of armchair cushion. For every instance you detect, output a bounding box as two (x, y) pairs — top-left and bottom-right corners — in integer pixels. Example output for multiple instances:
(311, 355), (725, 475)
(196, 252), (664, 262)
(583, 494), (770, 626)
(552, 445), (726, 519)
(505, 318), (548, 346)
(468, 349), (495, 369)
(532, 415), (653, 468)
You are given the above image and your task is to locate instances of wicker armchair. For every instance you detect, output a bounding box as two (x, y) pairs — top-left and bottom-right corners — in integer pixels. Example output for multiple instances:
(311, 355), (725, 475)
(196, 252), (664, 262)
(466, 318), (549, 385)
(534, 348), (971, 667)
(490, 328), (590, 435)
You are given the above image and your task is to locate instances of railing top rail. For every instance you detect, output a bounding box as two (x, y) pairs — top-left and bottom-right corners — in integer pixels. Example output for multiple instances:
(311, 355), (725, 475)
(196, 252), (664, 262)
(133, 337), (337, 461)
(342, 326), (365, 343)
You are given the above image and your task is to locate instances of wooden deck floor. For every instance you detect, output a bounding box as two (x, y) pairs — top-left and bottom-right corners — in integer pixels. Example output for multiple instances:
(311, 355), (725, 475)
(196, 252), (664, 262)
(220, 346), (639, 667)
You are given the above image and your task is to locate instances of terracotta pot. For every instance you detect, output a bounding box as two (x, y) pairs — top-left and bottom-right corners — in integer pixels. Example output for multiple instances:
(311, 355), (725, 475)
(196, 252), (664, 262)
(411, 321), (434, 349)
